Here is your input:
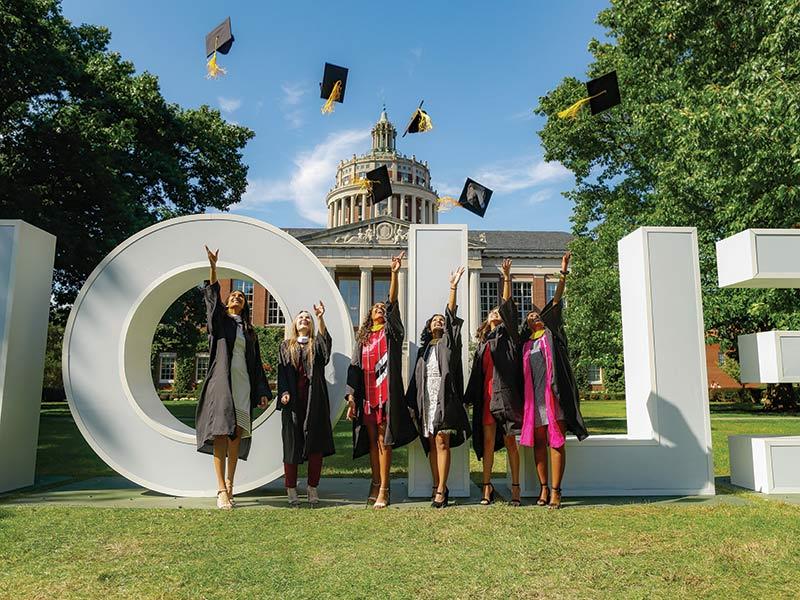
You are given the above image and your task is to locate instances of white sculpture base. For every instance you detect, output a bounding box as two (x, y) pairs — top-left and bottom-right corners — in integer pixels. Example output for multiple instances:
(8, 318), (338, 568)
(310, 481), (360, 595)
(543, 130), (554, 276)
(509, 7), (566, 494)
(716, 229), (800, 288)
(729, 435), (800, 494)
(0, 221), (56, 493)
(407, 442), (471, 498)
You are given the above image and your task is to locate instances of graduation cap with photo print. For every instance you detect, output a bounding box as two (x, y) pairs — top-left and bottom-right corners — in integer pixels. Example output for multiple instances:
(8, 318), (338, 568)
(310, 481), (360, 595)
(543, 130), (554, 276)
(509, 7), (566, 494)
(436, 178), (494, 218)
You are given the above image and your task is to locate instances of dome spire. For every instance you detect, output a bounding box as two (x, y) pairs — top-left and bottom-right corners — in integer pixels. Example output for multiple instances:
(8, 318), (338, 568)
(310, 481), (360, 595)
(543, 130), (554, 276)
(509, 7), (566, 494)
(371, 106), (396, 153)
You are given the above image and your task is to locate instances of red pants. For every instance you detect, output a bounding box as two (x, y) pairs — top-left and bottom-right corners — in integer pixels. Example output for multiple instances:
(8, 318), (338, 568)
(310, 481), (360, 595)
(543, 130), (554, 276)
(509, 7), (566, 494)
(284, 453), (323, 488)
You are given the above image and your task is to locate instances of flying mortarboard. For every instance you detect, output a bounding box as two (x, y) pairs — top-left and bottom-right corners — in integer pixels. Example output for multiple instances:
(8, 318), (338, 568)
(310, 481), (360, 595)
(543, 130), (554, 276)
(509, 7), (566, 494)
(557, 70), (621, 119)
(359, 165), (392, 203)
(402, 100), (433, 137)
(320, 63), (349, 114)
(205, 17), (234, 79)
(436, 178), (494, 217)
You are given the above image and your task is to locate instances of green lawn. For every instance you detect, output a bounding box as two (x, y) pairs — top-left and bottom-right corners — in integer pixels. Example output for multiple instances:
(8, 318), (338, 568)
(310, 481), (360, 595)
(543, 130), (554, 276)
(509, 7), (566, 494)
(11, 400), (800, 599)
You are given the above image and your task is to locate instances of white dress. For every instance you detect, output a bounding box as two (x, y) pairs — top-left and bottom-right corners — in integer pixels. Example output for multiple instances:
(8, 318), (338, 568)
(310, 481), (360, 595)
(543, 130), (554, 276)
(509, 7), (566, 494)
(422, 343), (442, 438)
(230, 318), (252, 438)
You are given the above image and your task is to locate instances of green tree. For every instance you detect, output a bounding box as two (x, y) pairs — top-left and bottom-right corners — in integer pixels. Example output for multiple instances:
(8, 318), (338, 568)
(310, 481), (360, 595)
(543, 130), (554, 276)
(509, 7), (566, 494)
(536, 0), (800, 408)
(0, 0), (254, 310)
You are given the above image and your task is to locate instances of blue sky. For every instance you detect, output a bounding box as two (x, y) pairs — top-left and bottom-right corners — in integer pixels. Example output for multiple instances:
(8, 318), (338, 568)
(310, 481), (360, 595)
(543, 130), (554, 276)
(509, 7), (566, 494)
(62, 0), (610, 232)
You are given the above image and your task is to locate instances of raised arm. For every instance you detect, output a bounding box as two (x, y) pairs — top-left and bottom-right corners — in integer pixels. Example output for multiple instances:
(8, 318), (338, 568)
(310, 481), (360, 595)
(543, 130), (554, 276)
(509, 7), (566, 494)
(448, 266), (465, 313)
(314, 300), (327, 337)
(552, 251), (571, 305)
(205, 245), (219, 284)
(501, 258), (512, 301)
(389, 250), (406, 303)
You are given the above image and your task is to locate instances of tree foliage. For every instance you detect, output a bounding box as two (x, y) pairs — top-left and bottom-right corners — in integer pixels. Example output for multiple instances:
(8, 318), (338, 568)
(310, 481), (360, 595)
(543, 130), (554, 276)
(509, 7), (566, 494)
(0, 0), (254, 310)
(537, 0), (800, 405)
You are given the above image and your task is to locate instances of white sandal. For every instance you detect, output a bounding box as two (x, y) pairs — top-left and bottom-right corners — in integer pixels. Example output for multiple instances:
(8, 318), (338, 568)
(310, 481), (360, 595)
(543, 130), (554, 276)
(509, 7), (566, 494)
(307, 486), (320, 506)
(373, 487), (390, 509)
(217, 489), (232, 510)
(287, 487), (300, 507)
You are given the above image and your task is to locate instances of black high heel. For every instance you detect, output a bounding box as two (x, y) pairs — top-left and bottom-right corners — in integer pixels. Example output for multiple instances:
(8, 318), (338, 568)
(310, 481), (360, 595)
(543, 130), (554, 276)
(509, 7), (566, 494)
(536, 483), (550, 507)
(510, 483), (522, 507)
(480, 482), (495, 505)
(432, 487), (449, 509)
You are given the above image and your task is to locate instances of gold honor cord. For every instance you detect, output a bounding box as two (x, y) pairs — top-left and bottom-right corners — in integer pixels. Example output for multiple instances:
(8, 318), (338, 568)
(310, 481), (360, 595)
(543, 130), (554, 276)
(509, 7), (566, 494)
(435, 196), (460, 212)
(321, 80), (343, 114)
(206, 36), (227, 79)
(557, 89), (606, 119)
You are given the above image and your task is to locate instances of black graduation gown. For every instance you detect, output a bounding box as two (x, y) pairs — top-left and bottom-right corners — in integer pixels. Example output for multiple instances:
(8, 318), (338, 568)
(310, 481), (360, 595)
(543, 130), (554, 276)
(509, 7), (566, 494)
(277, 331), (336, 464)
(406, 306), (471, 455)
(346, 300), (418, 459)
(520, 297), (588, 440)
(195, 281), (272, 460)
(464, 297), (523, 460)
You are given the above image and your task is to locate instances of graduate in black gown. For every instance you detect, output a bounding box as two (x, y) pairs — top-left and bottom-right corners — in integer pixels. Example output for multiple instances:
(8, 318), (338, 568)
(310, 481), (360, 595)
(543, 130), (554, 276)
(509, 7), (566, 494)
(464, 258), (524, 506)
(406, 266), (471, 508)
(195, 246), (271, 510)
(345, 251), (417, 508)
(277, 302), (335, 507)
(519, 251), (588, 509)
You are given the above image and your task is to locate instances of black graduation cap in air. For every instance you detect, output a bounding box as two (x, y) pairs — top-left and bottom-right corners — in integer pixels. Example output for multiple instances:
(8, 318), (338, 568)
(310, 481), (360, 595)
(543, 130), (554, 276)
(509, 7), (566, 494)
(402, 100), (433, 137)
(205, 17), (234, 57)
(458, 178), (493, 218)
(586, 71), (621, 115)
(320, 63), (349, 111)
(365, 165), (393, 203)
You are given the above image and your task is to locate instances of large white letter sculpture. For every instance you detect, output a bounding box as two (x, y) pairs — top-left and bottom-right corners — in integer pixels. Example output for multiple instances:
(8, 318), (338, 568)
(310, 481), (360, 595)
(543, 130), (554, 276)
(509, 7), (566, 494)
(517, 227), (715, 496)
(0, 221), (55, 493)
(63, 215), (354, 497)
(406, 224), (471, 497)
(717, 229), (800, 493)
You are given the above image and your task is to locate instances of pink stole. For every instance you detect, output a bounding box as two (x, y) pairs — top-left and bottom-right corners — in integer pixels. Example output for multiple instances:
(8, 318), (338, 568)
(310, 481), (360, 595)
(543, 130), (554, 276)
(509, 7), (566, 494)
(520, 331), (565, 449)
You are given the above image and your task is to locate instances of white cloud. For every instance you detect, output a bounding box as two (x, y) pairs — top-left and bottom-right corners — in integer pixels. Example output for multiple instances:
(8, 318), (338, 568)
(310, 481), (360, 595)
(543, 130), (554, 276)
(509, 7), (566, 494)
(528, 189), (554, 205)
(237, 128), (371, 224)
(281, 82), (307, 106)
(410, 46), (423, 60)
(218, 97), (242, 114)
(475, 157), (571, 194)
(509, 108), (535, 121)
(279, 82), (309, 129)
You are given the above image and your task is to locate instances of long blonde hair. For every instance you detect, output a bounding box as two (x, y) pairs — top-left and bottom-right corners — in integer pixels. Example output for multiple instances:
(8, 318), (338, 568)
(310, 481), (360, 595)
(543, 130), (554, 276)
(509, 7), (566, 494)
(287, 310), (315, 368)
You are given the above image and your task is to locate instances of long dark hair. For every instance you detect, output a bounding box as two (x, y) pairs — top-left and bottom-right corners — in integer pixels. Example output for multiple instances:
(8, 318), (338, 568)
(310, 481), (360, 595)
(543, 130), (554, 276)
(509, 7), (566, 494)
(475, 306), (500, 343)
(226, 291), (254, 339)
(356, 302), (385, 346)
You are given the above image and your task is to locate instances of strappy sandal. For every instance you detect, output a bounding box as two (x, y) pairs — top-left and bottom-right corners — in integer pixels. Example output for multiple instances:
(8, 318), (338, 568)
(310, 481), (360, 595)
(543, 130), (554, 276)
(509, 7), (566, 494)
(367, 480), (380, 505)
(510, 483), (522, 507)
(216, 489), (232, 510)
(548, 487), (563, 510)
(432, 487), (449, 509)
(480, 482), (495, 505)
(430, 486), (437, 503)
(536, 483), (550, 507)
(374, 487), (390, 509)
(225, 479), (235, 507)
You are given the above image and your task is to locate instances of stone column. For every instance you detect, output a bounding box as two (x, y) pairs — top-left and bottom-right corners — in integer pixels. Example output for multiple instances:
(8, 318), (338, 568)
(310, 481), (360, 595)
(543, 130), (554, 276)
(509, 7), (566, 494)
(397, 267), (408, 327)
(327, 204), (332, 228)
(411, 196), (417, 224)
(359, 267), (373, 323)
(327, 266), (336, 280)
(469, 268), (480, 342)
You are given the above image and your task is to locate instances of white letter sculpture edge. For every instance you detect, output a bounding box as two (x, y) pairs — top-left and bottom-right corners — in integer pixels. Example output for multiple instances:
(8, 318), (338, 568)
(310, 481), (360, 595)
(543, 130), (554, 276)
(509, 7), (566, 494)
(0, 221), (56, 493)
(63, 214), (354, 497)
(517, 227), (715, 496)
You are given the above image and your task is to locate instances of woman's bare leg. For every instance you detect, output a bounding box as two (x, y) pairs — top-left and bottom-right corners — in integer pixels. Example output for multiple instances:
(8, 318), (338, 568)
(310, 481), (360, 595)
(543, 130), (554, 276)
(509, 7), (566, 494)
(481, 424), (496, 501)
(505, 434), (521, 503)
(226, 426), (243, 494)
(375, 422), (392, 506)
(365, 420), (380, 500)
(549, 420), (567, 506)
(428, 438), (439, 493)
(435, 432), (451, 495)
(213, 435), (228, 491)
(534, 425), (549, 503)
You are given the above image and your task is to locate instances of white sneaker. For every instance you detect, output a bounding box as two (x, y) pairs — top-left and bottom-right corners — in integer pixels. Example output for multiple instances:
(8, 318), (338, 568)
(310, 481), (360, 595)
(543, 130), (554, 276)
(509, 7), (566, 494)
(287, 487), (300, 507)
(307, 486), (320, 506)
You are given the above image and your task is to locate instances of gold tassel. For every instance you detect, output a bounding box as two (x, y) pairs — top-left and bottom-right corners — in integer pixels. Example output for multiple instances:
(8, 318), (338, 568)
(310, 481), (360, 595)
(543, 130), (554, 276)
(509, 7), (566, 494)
(417, 109), (433, 133)
(321, 80), (343, 114)
(206, 51), (227, 79)
(352, 176), (378, 196)
(557, 90), (606, 119)
(435, 196), (460, 212)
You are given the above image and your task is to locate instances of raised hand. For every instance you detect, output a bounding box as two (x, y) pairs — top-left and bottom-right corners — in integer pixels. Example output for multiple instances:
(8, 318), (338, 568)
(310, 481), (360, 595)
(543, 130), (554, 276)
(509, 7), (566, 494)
(561, 251), (572, 273)
(205, 245), (219, 267)
(449, 266), (466, 288)
(281, 393), (290, 406)
(258, 396), (269, 409)
(391, 250), (406, 273)
(314, 300), (326, 318)
(346, 395), (356, 421)
(501, 258), (512, 278)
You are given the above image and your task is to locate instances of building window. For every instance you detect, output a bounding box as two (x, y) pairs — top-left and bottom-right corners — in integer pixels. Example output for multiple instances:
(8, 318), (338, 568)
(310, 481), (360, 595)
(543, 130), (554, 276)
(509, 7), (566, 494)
(195, 353), (210, 383)
(343, 176), (350, 185)
(158, 353), (176, 384)
(373, 277), (390, 305)
(267, 295), (285, 325)
(588, 365), (603, 385)
(479, 280), (499, 321)
(338, 278), (360, 325)
(231, 279), (254, 322)
(546, 280), (559, 304)
(512, 281), (533, 322)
